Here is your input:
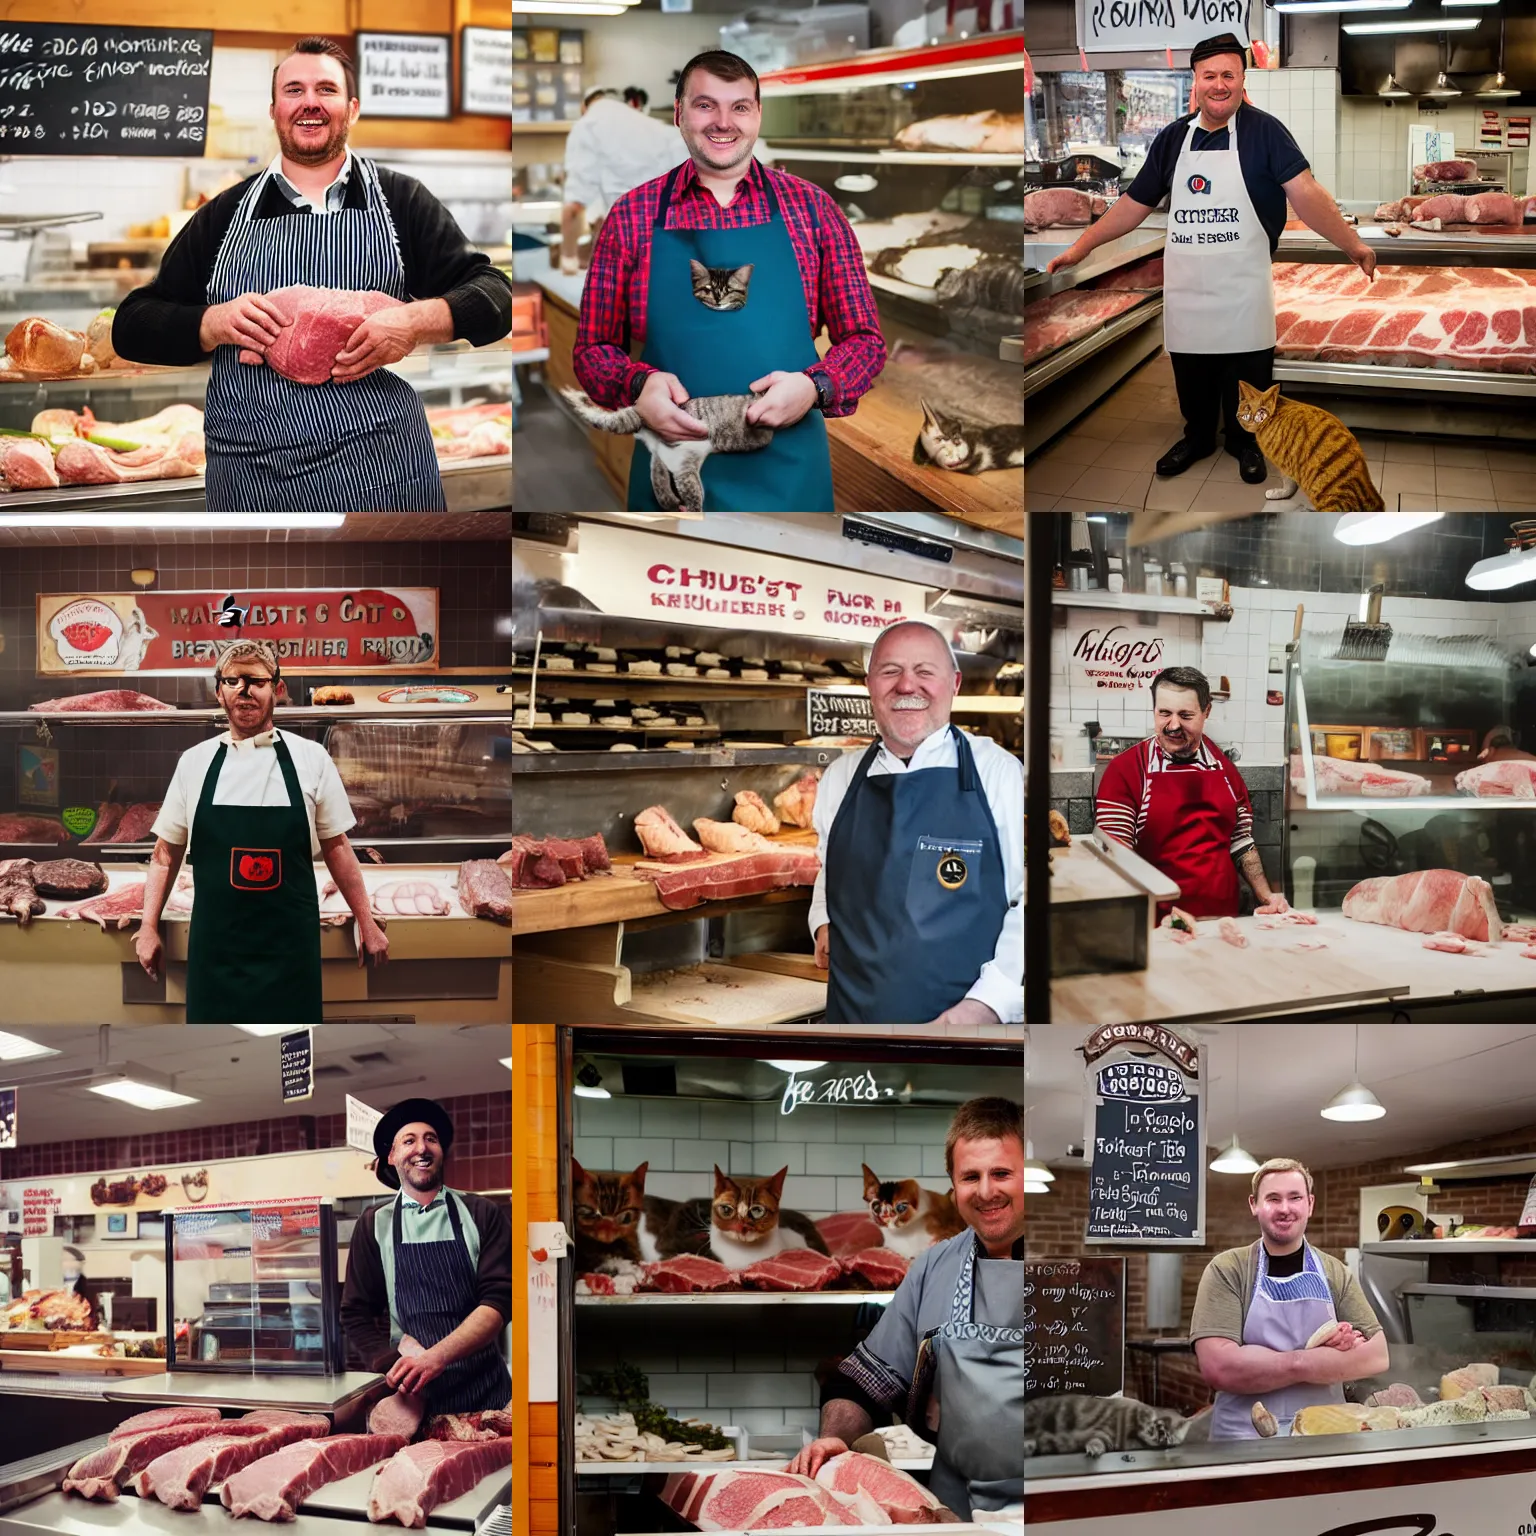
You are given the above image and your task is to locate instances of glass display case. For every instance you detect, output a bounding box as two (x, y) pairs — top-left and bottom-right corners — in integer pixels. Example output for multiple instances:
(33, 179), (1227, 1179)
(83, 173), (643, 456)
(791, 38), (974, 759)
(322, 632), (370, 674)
(1027, 68), (1192, 186)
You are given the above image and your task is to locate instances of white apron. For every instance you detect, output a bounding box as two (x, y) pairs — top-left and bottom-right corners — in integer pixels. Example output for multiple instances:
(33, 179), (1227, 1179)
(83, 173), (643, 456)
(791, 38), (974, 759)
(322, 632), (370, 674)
(1162, 109), (1277, 355)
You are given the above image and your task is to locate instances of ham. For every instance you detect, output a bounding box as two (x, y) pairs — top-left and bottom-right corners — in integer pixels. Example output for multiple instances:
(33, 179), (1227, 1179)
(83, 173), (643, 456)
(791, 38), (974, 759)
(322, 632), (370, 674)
(1415, 157), (1479, 181)
(732, 790), (780, 836)
(1343, 869), (1502, 941)
(637, 848), (820, 911)
(1457, 761), (1536, 798)
(1290, 752), (1431, 797)
(259, 286), (403, 385)
(661, 1470), (860, 1530)
(0, 438), (59, 490)
(634, 804), (706, 860)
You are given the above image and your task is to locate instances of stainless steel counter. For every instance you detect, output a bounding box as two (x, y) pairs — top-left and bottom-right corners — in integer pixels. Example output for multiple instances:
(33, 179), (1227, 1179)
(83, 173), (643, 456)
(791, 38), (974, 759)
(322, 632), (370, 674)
(1024, 220), (1166, 302)
(95, 1371), (383, 1415)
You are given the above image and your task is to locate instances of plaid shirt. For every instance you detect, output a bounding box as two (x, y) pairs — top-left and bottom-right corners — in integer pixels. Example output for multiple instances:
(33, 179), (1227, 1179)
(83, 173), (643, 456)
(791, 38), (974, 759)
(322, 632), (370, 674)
(573, 158), (886, 417)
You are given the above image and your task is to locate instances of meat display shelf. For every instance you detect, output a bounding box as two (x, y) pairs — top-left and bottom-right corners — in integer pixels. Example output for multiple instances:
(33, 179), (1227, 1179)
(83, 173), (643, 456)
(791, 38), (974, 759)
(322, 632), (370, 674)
(1291, 787), (1536, 809)
(514, 666), (836, 693)
(758, 31), (1023, 95)
(575, 1456), (935, 1475)
(0, 364), (193, 393)
(1273, 359), (1536, 400)
(1051, 592), (1215, 616)
(96, 1369), (382, 1412)
(769, 148), (1024, 166)
(1279, 221), (1536, 262)
(575, 1290), (897, 1305)
(514, 724), (719, 736)
(1363, 1240), (1536, 1255)
(1024, 297), (1163, 398)
(1024, 224), (1165, 302)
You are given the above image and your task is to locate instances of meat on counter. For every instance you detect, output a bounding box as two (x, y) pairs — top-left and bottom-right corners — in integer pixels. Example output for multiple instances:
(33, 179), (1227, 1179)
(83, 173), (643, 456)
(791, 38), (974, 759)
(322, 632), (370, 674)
(220, 1433), (409, 1522)
(502, 832), (611, 889)
(894, 110), (1023, 154)
(1343, 869), (1502, 941)
(1457, 761), (1536, 797)
(366, 1438), (511, 1527)
(29, 690), (172, 713)
(772, 773), (820, 829)
(731, 791), (780, 836)
(458, 859), (513, 924)
(1024, 187), (1108, 233)
(1023, 289), (1152, 368)
(0, 859), (45, 925)
(31, 859), (107, 900)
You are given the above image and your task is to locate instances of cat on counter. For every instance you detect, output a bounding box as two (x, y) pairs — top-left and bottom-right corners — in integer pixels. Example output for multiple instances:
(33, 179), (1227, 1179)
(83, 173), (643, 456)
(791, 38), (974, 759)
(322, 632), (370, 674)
(862, 1164), (965, 1259)
(705, 1166), (830, 1270)
(913, 399), (1026, 476)
(1234, 381), (1384, 511)
(1025, 1395), (1202, 1459)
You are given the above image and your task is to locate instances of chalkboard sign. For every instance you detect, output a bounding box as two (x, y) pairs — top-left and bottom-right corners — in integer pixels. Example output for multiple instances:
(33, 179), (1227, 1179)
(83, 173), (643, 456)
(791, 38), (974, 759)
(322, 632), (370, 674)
(0, 24), (212, 157)
(1024, 1256), (1125, 1399)
(1085, 1053), (1204, 1245)
(806, 686), (874, 739)
(357, 32), (451, 121)
(461, 27), (511, 118)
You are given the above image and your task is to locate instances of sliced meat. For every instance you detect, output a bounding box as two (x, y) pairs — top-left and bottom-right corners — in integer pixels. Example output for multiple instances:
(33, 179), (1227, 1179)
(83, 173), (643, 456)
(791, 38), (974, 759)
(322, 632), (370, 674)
(636, 849), (821, 911)
(369, 1393), (426, 1442)
(662, 1469), (858, 1529)
(222, 1433), (408, 1521)
(81, 802), (126, 844)
(1423, 930), (1486, 954)
(372, 880), (451, 917)
(107, 802), (162, 844)
(815, 1451), (948, 1523)
(60, 881), (146, 931)
(1217, 917), (1248, 949)
(64, 1423), (236, 1501)
(1, 437), (59, 490)
(741, 1248), (842, 1292)
(424, 1411), (513, 1442)
(365, 1438), (511, 1527)
(136, 1424), (325, 1508)
(838, 1248), (909, 1288)
(31, 858), (107, 900)
(108, 1407), (225, 1442)
(643, 1256), (741, 1293)
(1457, 761), (1536, 798)
(503, 836), (565, 890)
(732, 791), (781, 837)
(634, 804), (706, 861)
(0, 814), (71, 844)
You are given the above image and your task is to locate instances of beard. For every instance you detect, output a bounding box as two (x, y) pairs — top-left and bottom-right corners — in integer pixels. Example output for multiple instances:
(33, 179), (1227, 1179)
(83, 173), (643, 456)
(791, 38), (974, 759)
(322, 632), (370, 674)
(680, 123), (754, 174)
(276, 113), (350, 167)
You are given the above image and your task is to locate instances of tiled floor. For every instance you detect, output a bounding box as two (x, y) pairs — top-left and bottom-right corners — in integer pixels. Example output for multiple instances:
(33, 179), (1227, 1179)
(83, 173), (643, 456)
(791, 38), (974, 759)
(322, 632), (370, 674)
(1026, 353), (1536, 514)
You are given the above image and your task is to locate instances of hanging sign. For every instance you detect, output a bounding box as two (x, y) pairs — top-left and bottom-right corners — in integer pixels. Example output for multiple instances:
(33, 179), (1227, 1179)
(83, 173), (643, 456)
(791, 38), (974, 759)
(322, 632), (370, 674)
(1023, 1257), (1125, 1399)
(0, 1087), (14, 1150)
(461, 27), (511, 116)
(806, 686), (875, 739)
(22, 1184), (59, 1235)
(357, 32), (451, 120)
(37, 589), (439, 676)
(1075, 0), (1249, 54)
(280, 1029), (313, 1104)
(346, 1095), (383, 1155)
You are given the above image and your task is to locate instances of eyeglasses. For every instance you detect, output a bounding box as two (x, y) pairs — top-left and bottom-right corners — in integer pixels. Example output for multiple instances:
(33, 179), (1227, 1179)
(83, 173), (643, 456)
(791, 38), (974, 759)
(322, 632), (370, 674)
(217, 675), (275, 690)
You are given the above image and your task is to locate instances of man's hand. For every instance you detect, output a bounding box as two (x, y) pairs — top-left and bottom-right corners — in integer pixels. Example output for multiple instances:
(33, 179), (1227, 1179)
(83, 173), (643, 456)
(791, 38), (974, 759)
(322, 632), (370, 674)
(745, 371), (817, 428)
(1046, 240), (1089, 274)
(786, 1437), (849, 1479)
(134, 928), (164, 981)
(1254, 894), (1291, 916)
(1315, 1323), (1367, 1352)
(814, 924), (830, 971)
(928, 999), (1001, 1027)
(635, 371), (710, 443)
(200, 292), (286, 355)
(1347, 242), (1377, 282)
(357, 918), (390, 969)
(386, 1341), (447, 1395)
(333, 307), (422, 383)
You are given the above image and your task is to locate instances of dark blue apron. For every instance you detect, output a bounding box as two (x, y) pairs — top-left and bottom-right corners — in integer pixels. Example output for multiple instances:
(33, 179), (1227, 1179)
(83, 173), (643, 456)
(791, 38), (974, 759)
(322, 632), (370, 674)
(825, 726), (1008, 1024)
(627, 164), (834, 512)
(392, 1192), (511, 1415)
(203, 156), (446, 513)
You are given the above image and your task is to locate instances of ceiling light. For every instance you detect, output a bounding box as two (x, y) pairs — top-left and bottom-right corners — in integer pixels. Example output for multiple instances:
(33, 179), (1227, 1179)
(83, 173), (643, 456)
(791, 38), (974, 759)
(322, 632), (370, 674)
(1343, 16), (1481, 28)
(89, 1079), (199, 1111)
(1425, 69), (1463, 95)
(0, 1031), (60, 1063)
(1210, 1134), (1262, 1174)
(513, 1), (630, 12)
(764, 1060), (828, 1073)
(1023, 1140), (1055, 1183)
(1468, 546), (1536, 590)
(1443, 0), (1499, 6)
(0, 512), (348, 530)
(1275, 0), (1408, 10)
(1024, 1177), (1052, 1195)
(1321, 1081), (1387, 1120)
(1477, 70), (1520, 95)
(500, 1058), (513, 1070)
(232, 1025), (296, 1037)
(1334, 511), (1443, 544)
(1379, 73), (1413, 95)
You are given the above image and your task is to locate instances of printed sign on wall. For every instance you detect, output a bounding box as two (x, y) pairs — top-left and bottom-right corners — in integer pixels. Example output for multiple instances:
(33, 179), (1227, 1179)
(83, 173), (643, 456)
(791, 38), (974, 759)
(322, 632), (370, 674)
(1076, 0), (1249, 53)
(1066, 612), (1178, 695)
(461, 26), (512, 116)
(357, 32), (451, 120)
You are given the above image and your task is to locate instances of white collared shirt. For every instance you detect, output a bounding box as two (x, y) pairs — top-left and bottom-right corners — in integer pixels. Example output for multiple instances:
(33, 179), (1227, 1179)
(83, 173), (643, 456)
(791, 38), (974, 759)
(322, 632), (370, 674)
(808, 726), (1024, 1024)
(152, 726), (357, 856)
(267, 149), (355, 214)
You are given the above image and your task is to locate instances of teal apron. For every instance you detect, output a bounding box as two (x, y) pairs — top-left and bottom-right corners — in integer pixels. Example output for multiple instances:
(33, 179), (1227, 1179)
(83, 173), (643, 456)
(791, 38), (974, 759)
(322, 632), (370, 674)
(627, 164), (835, 512)
(184, 736), (323, 1024)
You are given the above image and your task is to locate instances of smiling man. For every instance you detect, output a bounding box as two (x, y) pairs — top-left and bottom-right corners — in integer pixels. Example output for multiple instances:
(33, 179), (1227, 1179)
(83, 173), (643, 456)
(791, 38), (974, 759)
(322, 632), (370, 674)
(787, 1097), (1023, 1519)
(573, 48), (886, 510)
(1194, 1159), (1388, 1438)
(113, 36), (512, 512)
(810, 620), (1022, 1025)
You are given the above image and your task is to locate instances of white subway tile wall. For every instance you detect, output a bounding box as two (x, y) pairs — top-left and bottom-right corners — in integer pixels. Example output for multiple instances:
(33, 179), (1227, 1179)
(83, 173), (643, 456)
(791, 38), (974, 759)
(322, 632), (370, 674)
(1339, 100), (1532, 206)
(1243, 69), (1338, 191)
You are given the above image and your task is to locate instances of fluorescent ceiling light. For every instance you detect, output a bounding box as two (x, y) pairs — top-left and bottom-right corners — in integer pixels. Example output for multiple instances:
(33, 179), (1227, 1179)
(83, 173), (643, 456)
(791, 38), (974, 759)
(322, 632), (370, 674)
(0, 1031), (60, 1063)
(764, 1060), (829, 1073)
(1321, 1081), (1386, 1121)
(1467, 547), (1536, 590)
(514, 1), (631, 12)
(89, 1079), (199, 1111)
(232, 1025), (296, 1037)
(1343, 15), (1481, 28)
(1210, 1134), (1262, 1174)
(0, 512), (347, 530)
(1276, 1), (1407, 11)
(573, 1084), (610, 1099)
(1443, 0), (1499, 6)
(1334, 511), (1443, 544)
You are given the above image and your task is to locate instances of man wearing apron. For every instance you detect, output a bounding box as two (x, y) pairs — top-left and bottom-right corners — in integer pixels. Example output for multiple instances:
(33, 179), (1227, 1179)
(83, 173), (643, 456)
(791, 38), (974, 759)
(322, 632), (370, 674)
(1096, 666), (1288, 920)
(1193, 1159), (1388, 1438)
(573, 49), (887, 511)
(809, 621), (1022, 1025)
(788, 1098), (1023, 1519)
(1045, 33), (1375, 484)
(342, 1099), (512, 1415)
(112, 37), (513, 512)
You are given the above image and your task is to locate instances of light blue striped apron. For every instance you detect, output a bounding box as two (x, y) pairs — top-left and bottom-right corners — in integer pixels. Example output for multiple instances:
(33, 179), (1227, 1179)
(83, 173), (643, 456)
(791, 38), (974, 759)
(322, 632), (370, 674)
(203, 156), (446, 512)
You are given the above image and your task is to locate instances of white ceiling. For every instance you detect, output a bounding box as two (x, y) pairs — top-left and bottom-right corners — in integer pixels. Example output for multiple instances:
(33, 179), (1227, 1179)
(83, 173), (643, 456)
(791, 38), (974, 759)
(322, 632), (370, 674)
(1025, 1025), (1536, 1172)
(0, 1026), (509, 1147)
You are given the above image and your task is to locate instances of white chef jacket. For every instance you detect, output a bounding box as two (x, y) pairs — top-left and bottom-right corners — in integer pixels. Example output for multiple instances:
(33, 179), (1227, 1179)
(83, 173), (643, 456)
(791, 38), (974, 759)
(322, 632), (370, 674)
(808, 727), (1024, 1025)
(152, 727), (356, 858)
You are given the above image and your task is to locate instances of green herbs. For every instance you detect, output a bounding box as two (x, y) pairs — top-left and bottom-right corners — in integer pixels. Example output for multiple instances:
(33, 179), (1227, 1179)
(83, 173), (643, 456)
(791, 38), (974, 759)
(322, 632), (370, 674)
(579, 1363), (729, 1451)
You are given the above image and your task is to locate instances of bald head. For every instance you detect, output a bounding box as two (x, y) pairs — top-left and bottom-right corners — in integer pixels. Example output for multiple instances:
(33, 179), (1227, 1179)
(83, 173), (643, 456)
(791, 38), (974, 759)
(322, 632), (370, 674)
(866, 621), (961, 756)
(868, 620), (959, 676)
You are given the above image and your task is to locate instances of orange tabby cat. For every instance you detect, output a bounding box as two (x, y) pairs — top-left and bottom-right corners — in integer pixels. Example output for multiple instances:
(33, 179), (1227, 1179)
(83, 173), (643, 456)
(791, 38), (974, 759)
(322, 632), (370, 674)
(1235, 381), (1384, 511)
(862, 1163), (965, 1260)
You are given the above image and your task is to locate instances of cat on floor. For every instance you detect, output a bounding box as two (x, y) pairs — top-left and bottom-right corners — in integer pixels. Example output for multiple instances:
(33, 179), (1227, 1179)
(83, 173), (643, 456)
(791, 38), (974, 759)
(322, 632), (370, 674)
(1024, 1395), (1202, 1459)
(862, 1164), (965, 1259)
(913, 398), (1026, 476)
(1234, 381), (1384, 511)
(561, 388), (772, 512)
(690, 260), (753, 311)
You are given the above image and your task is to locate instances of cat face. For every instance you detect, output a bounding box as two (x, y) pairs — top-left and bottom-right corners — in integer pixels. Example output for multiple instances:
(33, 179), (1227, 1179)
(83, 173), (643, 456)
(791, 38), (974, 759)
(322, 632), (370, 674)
(863, 1163), (923, 1230)
(1236, 381), (1282, 429)
(572, 1158), (648, 1245)
(711, 1165), (787, 1244)
(689, 260), (753, 311)
(1136, 1405), (1193, 1448)
(918, 398), (971, 469)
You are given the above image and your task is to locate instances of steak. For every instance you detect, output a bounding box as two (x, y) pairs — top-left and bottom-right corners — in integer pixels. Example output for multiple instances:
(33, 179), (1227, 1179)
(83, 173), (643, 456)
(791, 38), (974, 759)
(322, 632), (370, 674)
(815, 1212), (884, 1257)
(109, 1407), (225, 1441)
(457, 859), (512, 922)
(1023, 289), (1151, 367)
(261, 286), (404, 385)
(1272, 263), (1536, 375)
(634, 804), (705, 860)
(546, 834), (611, 877)
(815, 1451), (947, 1523)
(1289, 752), (1430, 797)
(0, 814), (71, 843)
(839, 1248), (909, 1288)
(60, 881), (146, 931)
(504, 835), (565, 888)
(1023, 187), (1107, 232)
(424, 1411), (513, 1441)
(107, 802), (162, 844)
(29, 689), (172, 712)
(221, 1434), (408, 1522)
(64, 1423), (237, 1501)
(0, 860), (43, 925)
(32, 858), (107, 900)
(742, 1248), (842, 1292)
(661, 1470), (859, 1529)
(1456, 761), (1536, 798)
(369, 1393), (426, 1441)
(643, 1256), (741, 1293)
(135, 1426), (325, 1508)
(81, 803), (125, 844)
(366, 1438), (511, 1527)
(637, 849), (821, 911)
(1343, 869), (1502, 941)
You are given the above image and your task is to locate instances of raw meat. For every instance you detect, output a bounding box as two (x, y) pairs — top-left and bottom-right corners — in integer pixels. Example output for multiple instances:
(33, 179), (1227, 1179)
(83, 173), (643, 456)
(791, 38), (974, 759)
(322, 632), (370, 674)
(31, 859), (107, 900)
(644, 1256), (741, 1293)
(732, 790), (781, 837)
(1289, 752), (1431, 797)
(896, 110), (1023, 154)
(0, 815), (70, 843)
(106, 803), (161, 844)
(1160, 907), (1198, 944)
(222, 1434), (409, 1522)
(136, 1424), (327, 1509)
(634, 804), (706, 860)
(1023, 187), (1107, 232)
(1218, 917), (1248, 949)
(1481, 1385), (1529, 1413)
(1365, 1383), (1423, 1409)
(64, 1424), (238, 1501)
(1422, 930), (1485, 954)
(1256, 910), (1320, 926)
(839, 1248), (909, 1288)
(1406, 191), (1521, 226)
(815, 1452), (947, 1523)
(424, 1411), (513, 1441)
(109, 1407), (224, 1441)
(637, 848), (821, 911)
(661, 1469), (860, 1530)
(6, 317), (85, 373)
(741, 1248), (842, 1292)
(1272, 264), (1536, 377)
(1416, 158), (1479, 181)
(545, 834), (611, 876)
(773, 773), (819, 829)
(366, 1438), (511, 1527)
(81, 803), (125, 844)
(259, 286), (404, 386)
(1441, 1363), (1500, 1398)
(29, 689), (172, 712)
(693, 817), (774, 855)
(0, 860), (43, 925)
(1023, 289), (1150, 367)
(372, 880), (451, 917)
(370, 1394), (426, 1441)
(1457, 761), (1536, 798)
(504, 835), (565, 889)
(60, 881), (146, 931)
(816, 1212), (884, 1256)
(457, 859), (512, 923)
(0, 437), (59, 490)
(55, 437), (201, 485)
(1343, 869), (1502, 941)
(1094, 254), (1164, 290)
(1375, 195), (1432, 221)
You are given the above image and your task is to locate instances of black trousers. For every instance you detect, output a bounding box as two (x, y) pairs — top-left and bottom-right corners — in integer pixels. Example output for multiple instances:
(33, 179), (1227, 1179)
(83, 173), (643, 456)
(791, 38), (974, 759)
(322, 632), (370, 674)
(1169, 347), (1276, 454)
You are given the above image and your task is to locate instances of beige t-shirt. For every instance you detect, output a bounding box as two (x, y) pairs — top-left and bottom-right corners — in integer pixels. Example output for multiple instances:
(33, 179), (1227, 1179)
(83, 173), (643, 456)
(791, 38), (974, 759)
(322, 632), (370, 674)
(1190, 1241), (1384, 1344)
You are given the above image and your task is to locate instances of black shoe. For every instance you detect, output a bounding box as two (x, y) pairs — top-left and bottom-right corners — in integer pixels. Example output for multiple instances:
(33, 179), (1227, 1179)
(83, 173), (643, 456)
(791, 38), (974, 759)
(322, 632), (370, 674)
(1156, 438), (1216, 478)
(1237, 442), (1267, 484)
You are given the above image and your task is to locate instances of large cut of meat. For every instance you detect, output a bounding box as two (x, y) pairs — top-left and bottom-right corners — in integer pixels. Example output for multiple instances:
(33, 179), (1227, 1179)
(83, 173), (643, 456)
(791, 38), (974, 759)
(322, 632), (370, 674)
(1408, 191), (1521, 226)
(64, 1424), (241, 1502)
(221, 1434), (408, 1522)
(1457, 761), (1536, 798)
(55, 437), (201, 485)
(839, 1248), (909, 1288)
(261, 287), (403, 385)
(816, 1211), (884, 1256)
(135, 1422), (327, 1509)
(109, 1407), (225, 1442)
(637, 848), (821, 911)
(1094, 254), (1165, 291)
(60, 881), (146, 931)
(81, 803), (125, 844)
(503, 835), (565, 889)
(0, 814), (70, 844)
(895, 111), (1023, 154)
(634, 804), (706, 860)
(31, 859), (107, 900)
(1272, 263), (1536, 376)
(0, 437), (59, 490)
(29, 689), (172, 712)
(661, 1470), (861, 1530)
(1023, 187), (1107, 232)
(0, 860), (43, 925)
(425, 1411), (513, 1441)
(366, 1438), (511, 1527)
(732, 790), (781, 837)
(1023, 289), (1150, 367)
(741, 1248), (842, 1292)
(773, 774), (820, 829)
(1289, 752), (1430, 797)
(6, 316), (85, 374)
(815, 1452), (947, 1523)
(1416, 158), (1479, 181)
(369, 1392), (426, 1442)
(457, 859), (512, 923)
(1343, 869), (1502, 941)
(693, 817), (775, 855)
(644, 1256), (741, 1293)
(105, 803), (161, 844)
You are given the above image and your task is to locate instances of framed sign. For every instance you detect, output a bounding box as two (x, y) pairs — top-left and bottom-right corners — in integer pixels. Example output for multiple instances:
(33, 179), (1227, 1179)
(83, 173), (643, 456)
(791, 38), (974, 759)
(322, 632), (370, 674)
(461, 26), (512, 117)
(1075, 0), (1249, 54)
(1024, 1256), (1125, 1399)
(16, 744), (59, 807)
(806, 687), (874, 739)
(356, 32), (451, 121)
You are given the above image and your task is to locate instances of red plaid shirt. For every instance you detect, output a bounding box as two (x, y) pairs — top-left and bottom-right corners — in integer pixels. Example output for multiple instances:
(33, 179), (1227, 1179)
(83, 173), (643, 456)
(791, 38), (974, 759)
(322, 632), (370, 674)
(573, 158), (886, 417)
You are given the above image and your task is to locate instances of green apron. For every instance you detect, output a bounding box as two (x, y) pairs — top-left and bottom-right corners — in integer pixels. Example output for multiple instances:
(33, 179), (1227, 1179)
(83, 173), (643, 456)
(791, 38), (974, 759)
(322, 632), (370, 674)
(184, 736), (323, 1024)
(627, 164), (835, 512)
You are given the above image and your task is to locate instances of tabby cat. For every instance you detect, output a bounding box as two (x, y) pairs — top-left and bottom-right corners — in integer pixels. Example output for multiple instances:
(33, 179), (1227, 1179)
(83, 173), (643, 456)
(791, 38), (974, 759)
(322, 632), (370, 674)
(707, 1166), (830, 1270)
(913, 398), (1026, 476)
(571, 1159), (712, 1274)
(862, 1164), (965, 1259)
(689, 260), (753, 311)
(1234, 381), (1385, 512)
(1024, 1394), (1197, 1459)
(561, 388), (772, 512)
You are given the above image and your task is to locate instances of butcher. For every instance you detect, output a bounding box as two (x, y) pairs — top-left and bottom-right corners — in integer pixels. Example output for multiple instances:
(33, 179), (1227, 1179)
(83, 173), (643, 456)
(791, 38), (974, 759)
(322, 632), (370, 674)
(1193, 1158), (1387, 1438)
(573, 49), (886, 511)
(1096, 665), (1285, 920)
(1479, 726), (1536, 763)
(810, 620), (1022, 1025)
(112, 36), (512, 512)
(132, 639), (388, 1023)
(341, 1098), (512, 1413)
(788, 1097), (1023, 1518)
(1046, 33), (1375, 486)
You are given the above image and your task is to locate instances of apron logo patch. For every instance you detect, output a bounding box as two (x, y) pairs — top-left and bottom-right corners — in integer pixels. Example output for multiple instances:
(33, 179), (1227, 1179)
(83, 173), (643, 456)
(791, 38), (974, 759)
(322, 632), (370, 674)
(1186, 173), (1213, 195)
(937, 853), (968, 890)
(231, 849), (282, 891)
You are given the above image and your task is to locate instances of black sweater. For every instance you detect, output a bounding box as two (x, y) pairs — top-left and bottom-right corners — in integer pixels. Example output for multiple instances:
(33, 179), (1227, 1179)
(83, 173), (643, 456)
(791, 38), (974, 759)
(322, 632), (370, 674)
(114, 163), (512, 368)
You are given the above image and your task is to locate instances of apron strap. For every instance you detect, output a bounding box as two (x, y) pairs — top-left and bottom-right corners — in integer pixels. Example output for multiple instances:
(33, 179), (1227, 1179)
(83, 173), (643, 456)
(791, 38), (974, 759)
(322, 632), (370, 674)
(195, 743), (231, 817)
(272, 736), (303, 812)
(653, 161), (781, 230)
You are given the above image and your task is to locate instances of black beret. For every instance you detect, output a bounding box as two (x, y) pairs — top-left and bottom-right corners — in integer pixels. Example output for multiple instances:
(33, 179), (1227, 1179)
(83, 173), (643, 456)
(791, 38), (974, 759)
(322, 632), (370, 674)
(373, 1097), (454, 1189)
(1189, 33), (1249, 68)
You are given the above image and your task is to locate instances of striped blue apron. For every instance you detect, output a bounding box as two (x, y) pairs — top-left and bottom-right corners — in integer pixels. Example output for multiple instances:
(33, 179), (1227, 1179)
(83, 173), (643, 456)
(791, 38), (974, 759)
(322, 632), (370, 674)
(203, 156), (446, 512)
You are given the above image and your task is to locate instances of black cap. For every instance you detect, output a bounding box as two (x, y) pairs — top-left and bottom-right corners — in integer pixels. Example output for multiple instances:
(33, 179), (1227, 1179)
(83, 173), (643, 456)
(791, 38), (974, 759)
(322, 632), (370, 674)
(1189, 33), (1249, 68)
(372, 1097), (454, 1190)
